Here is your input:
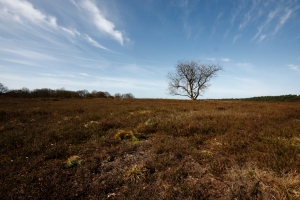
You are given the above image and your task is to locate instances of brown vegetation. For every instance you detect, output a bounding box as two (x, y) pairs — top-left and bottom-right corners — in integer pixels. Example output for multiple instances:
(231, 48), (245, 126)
(0, 98), (300, 199)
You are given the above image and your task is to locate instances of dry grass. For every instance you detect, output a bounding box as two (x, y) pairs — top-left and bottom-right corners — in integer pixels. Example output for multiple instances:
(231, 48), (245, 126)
(0, 98), (300, 199)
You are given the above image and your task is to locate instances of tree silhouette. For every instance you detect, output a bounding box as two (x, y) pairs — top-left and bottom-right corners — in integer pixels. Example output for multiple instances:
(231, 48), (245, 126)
(167, 60), (222, 100)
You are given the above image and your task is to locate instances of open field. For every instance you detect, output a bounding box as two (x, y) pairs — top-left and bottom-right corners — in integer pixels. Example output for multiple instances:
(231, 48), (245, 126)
(0, 98), (300, 199)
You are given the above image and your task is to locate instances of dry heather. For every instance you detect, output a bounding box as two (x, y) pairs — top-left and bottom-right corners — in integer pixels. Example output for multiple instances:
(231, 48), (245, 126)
(0, 98), (299, 199)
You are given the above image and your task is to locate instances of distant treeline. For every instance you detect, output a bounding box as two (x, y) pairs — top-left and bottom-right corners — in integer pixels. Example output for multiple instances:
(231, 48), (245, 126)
(221, 94), (300, 102)
(0, 84), (134, 99)
(242, 95), (300, 102)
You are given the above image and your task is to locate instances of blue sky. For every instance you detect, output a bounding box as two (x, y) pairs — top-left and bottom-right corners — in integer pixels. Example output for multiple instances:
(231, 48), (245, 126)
(0, 0), (299, 99)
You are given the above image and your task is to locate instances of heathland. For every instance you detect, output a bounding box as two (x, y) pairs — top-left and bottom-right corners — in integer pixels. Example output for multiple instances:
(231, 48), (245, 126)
(0, 98), (300, 199)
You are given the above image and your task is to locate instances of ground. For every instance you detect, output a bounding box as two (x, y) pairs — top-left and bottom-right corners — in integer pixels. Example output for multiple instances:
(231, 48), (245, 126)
(0, 98), (300, 199)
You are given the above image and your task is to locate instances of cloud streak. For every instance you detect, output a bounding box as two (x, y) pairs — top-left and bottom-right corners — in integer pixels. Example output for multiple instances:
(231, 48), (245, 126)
(233, 34), (241, 43)
(252, 8), (279, 42)
(205, 57), (216, 61)
(0, 0), (75, 36)
(287, 64), (300, 72)
(0, 0), (50, 25)
(75, 0), (128, 46)
(0, 0), (111, 51)
(273, 9), (292, 35)
(227, 0), (299, 44)
(83, 34), (109, 50)
(221, 58), (231, 62)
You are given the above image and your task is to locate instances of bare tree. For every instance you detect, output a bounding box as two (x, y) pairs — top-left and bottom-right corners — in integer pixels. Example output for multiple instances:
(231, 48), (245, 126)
(167, 60), (222, 100)
(0, 83), (8, 95)
(122, 93), (135, 99)
(114, 93), (122, 98)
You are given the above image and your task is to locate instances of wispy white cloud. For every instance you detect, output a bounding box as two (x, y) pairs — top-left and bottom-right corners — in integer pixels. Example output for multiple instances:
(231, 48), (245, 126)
(0, 48), (58, 61)
(0, 0), (49, 25)
(0, 73), (84, 90)
(267, 8), (280, 23)
(205, 57), (216, 61)
(287, 64), (300, 72)
(253, 8), (279, 42)
(228, 0), (285, 44)
(203, 57), (231, 62)
(41, 73), (76, 78)
(83, 34), (108, 50)
(0, 43), (116, 68)
(61, 27), (80, 37)
(258, 34), (266, 42)
(0, 0), (114, 51)
(0, 71), (165, 95)
(251, 2), (300, 43)
(79, 73), (89, 76)
(273, 9), (292, 35)
(183, 21), (192, 39)
(40, 73), (56, 77)
(230, 1), (246, 25)
(239, 12), (251, 30)
(75, 0), (128, 46)
(179, 1), (193, 39)
(119, 63), (165, 77)
(0, 0), (75, 36)
(236, 62), (252, 67)
(94, 76), (165, 89)
(0, 57), (37, 66)
(221, 58), (231, 62)
(237, 0), (264, 31)
(233, 34), (241, 43)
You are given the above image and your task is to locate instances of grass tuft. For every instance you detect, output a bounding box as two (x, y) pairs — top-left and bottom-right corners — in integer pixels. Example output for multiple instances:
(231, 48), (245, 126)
(65, 155), (83, 168)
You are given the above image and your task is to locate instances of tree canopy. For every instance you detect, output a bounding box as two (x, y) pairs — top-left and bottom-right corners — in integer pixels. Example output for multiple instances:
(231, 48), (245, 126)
(167, 60), (223, 100)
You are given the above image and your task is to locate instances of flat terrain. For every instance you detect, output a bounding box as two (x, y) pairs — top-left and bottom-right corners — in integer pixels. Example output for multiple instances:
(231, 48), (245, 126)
(0, 98), (300, 199)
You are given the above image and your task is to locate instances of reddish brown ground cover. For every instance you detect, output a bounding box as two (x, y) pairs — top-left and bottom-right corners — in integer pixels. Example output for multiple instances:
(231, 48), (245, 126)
(0, 98), (299, 199)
